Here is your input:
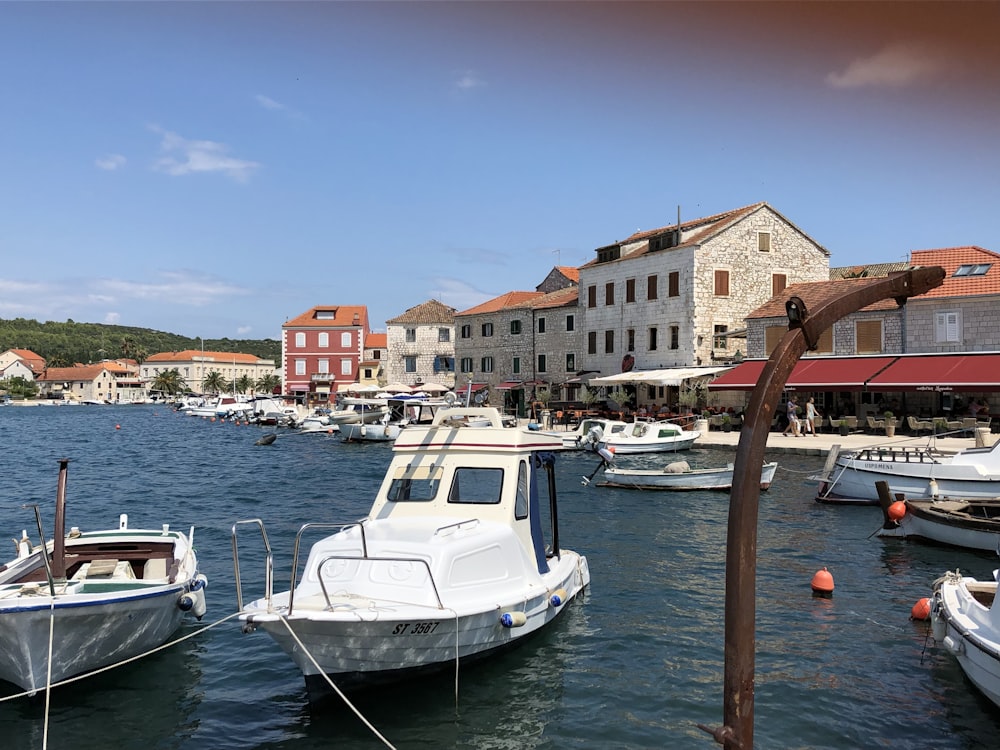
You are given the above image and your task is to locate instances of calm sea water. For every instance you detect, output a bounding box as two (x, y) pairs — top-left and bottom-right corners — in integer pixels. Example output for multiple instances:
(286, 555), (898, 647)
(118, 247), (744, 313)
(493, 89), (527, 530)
(1, 405), (999, 749)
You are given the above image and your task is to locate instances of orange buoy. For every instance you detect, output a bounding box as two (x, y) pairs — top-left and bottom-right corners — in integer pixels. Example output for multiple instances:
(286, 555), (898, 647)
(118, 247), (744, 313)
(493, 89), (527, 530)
(811, 567), (835, 596)
(911, 597), (931, 621)
(887, 501), (907, 522)
(115, 424), (121, 430)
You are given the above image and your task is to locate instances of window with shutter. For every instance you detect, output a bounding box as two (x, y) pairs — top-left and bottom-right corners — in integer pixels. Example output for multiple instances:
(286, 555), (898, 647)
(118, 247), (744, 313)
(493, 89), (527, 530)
(935, 311), (961, 342)
(772, 273), (787, 297)
(668, 271), (679, 297)
(765, 326), (784, 355)
(714, 270), (730, 296)
(855, 320), (883, 353)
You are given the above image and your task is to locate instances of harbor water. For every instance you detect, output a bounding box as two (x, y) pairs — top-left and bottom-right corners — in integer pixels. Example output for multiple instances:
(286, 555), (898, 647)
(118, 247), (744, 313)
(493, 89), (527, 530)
(1, 405), (999, 749)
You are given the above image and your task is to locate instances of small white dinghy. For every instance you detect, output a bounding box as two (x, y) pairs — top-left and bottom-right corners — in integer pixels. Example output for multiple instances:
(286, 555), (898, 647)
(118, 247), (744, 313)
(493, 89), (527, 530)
(0, 459), (207, 695)
(931, 569), (1000, 708)
(598, 459), (778, 491)
(233, 406), (590, 701)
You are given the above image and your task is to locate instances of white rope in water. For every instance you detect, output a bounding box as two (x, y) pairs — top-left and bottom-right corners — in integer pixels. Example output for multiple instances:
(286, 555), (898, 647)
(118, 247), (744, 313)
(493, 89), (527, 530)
(43, 598), (56, 750)
(276, 614), (398, 750)
(0, 610), (244, 706)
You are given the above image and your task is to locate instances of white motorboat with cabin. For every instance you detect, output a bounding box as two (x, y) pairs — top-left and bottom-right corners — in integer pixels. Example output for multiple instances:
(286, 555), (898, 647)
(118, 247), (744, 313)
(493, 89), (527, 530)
(814, 438), (1000, 505)
(537, 416), (631, 451)
(328, 397), (389, 426)
(0, 460), (207, 695)
(232, 406), (590, 700)
(931, 569), (1000, 709)
(599, 419), (700, 455)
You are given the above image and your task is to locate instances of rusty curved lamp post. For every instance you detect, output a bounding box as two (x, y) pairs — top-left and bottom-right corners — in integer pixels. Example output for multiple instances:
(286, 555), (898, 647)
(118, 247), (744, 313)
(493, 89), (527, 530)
(700, 267), (946, 749)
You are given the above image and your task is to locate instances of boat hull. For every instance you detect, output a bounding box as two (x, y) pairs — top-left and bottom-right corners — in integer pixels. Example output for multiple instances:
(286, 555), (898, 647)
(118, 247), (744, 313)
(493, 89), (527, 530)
(340, 422), (400, 442)
(878, 498), (1000, 552)
(817, 442), (1000, 504)
(243, 552), (589, 697)
(933, 574), (1000, 708)
(0, 528), (203, 694)
(600, 461), (777, 491)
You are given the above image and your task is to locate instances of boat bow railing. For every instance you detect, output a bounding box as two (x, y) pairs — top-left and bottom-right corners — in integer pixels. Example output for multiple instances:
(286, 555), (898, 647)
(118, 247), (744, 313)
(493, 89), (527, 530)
(288, 521), (370, 614)
(231, 518), (274, 612)
(310, 553), (444, 614)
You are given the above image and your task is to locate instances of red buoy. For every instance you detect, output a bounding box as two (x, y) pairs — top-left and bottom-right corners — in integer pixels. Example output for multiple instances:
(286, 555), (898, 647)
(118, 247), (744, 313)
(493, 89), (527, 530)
(115, 424), (121, 430)
(887, 501), (907, 522)
(811, 567), (835, 595)
(911, 597), (931, 621)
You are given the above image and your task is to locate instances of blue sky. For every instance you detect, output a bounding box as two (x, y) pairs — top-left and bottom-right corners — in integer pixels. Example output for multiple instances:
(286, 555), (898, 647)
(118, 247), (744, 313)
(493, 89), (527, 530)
(2, 2), (997, 340)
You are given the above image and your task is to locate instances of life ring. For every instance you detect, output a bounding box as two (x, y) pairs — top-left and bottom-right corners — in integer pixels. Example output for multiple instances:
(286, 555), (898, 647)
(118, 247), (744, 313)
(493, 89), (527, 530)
(621, 354), (635, 372)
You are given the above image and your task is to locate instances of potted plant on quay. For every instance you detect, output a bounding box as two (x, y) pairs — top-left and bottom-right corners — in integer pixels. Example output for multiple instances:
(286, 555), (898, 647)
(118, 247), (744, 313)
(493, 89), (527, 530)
(722, 413), (733, 432)
(884, 410), (896, 437)
(838, 419), (850, 436)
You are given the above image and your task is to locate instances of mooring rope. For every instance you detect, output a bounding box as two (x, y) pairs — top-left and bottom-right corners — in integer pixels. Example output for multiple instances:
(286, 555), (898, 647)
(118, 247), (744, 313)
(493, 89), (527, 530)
(276, 614), (398, 749)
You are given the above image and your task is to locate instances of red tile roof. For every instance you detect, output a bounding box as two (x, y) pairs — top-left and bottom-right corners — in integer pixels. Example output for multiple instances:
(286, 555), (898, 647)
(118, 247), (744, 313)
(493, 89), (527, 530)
(145, 350), (265, 364)
(909, 246), (1000, 299)
(366, 332), (387, 348)
(283, 305), (370, 328)
(532, 286), (579, 310)
(555, 266), (580, 283)
(456, 291), (544, 316)
(38, 364), (112, 382)
(8, 349), (46, 372)
(746, 277), (901, 319)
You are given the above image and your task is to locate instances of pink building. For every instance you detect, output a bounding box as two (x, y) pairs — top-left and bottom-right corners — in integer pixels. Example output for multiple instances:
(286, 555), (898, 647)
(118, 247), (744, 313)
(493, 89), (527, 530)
(282, 305), (371, 402)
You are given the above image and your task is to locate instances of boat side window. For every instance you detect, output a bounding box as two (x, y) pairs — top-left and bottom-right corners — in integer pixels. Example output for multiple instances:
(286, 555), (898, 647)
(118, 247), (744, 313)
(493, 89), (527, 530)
(515, 461), (529, 520)
(387, 465), (443, 502)
(448, 467), (504, 505)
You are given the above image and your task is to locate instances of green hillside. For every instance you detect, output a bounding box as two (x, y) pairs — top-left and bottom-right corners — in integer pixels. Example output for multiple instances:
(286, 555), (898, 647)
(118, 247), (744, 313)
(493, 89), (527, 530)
(0, 317), (281, 367)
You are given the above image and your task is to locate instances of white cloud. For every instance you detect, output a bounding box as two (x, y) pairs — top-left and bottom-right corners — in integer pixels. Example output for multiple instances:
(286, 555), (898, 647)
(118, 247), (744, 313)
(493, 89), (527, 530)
(95, 154), (126, 171)
(95, 270), (251, 307)
(103, 312), (121, 324)
(237, 325), (253, 335)
(429, 277), (494, 312)
(255, 94), (285, 111)
(826, 42), (949, 89)
(455, 69), (486, 91)
(149, 125), (260, 182)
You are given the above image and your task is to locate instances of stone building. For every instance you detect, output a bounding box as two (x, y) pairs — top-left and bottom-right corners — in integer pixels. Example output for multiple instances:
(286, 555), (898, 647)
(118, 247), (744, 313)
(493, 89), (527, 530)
(384, 299), (457, 389)
(578, 202), (830, 378)
(142, 351), (277, 395)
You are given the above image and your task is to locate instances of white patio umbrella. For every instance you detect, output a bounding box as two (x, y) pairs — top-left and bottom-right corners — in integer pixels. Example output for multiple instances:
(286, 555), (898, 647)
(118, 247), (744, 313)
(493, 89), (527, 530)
(383, 382), (413, 393)
(418, 382), (448, 393)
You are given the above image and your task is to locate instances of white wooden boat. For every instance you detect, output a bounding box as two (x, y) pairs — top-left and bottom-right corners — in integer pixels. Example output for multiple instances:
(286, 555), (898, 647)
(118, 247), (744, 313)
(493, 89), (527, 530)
(931, 570), (1000, 709)
(0, 460), (207, 695)
(875, 481), (1000, 552)
(599, 419), (700, 455)
(814, 439), (1000, 505)
(232, 406), (590, 701)
(598, 460), (778, 491)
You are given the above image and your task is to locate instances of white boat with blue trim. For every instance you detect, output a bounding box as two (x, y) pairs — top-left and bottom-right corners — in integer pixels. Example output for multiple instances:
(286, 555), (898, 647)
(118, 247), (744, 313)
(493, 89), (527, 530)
(232, 406), (590, 701)
(0, 460), (207, 695)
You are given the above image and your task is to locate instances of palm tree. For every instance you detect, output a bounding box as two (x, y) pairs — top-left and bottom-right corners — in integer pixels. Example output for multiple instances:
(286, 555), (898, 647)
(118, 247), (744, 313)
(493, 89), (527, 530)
(150, 368), (185, 396)
(202, 370), (228, 395)
(120, 336), (137, 360)
(235, 374), (255, 394)
(255, 374), (282, 394)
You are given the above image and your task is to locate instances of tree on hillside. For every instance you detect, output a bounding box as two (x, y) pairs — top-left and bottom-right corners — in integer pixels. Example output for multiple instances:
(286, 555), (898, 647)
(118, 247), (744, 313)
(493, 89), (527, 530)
(150, 369), (186, 396)
(255, 374), (281, 394)
(202, 370), (228, 395)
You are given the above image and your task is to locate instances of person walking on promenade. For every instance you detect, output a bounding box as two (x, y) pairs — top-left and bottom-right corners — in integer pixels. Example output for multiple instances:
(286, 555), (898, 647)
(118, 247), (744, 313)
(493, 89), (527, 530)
(805, 397), (820, 435)
(783, 396), (801, 436)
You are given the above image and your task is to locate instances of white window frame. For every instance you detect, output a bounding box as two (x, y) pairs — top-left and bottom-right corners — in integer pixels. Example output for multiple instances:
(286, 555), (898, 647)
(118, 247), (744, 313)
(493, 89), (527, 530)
(295, 359), (306, 376)
(295, 332), (306, 348)
(340, 359), (352, 375)
(341, 332), (352, 347)
(935, 310), (962, 343)
(318, 332), (329, 348)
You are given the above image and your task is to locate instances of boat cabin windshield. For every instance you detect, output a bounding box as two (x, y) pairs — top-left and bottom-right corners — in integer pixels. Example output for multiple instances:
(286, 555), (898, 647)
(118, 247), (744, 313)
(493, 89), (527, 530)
(386, 465), (505, 505)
